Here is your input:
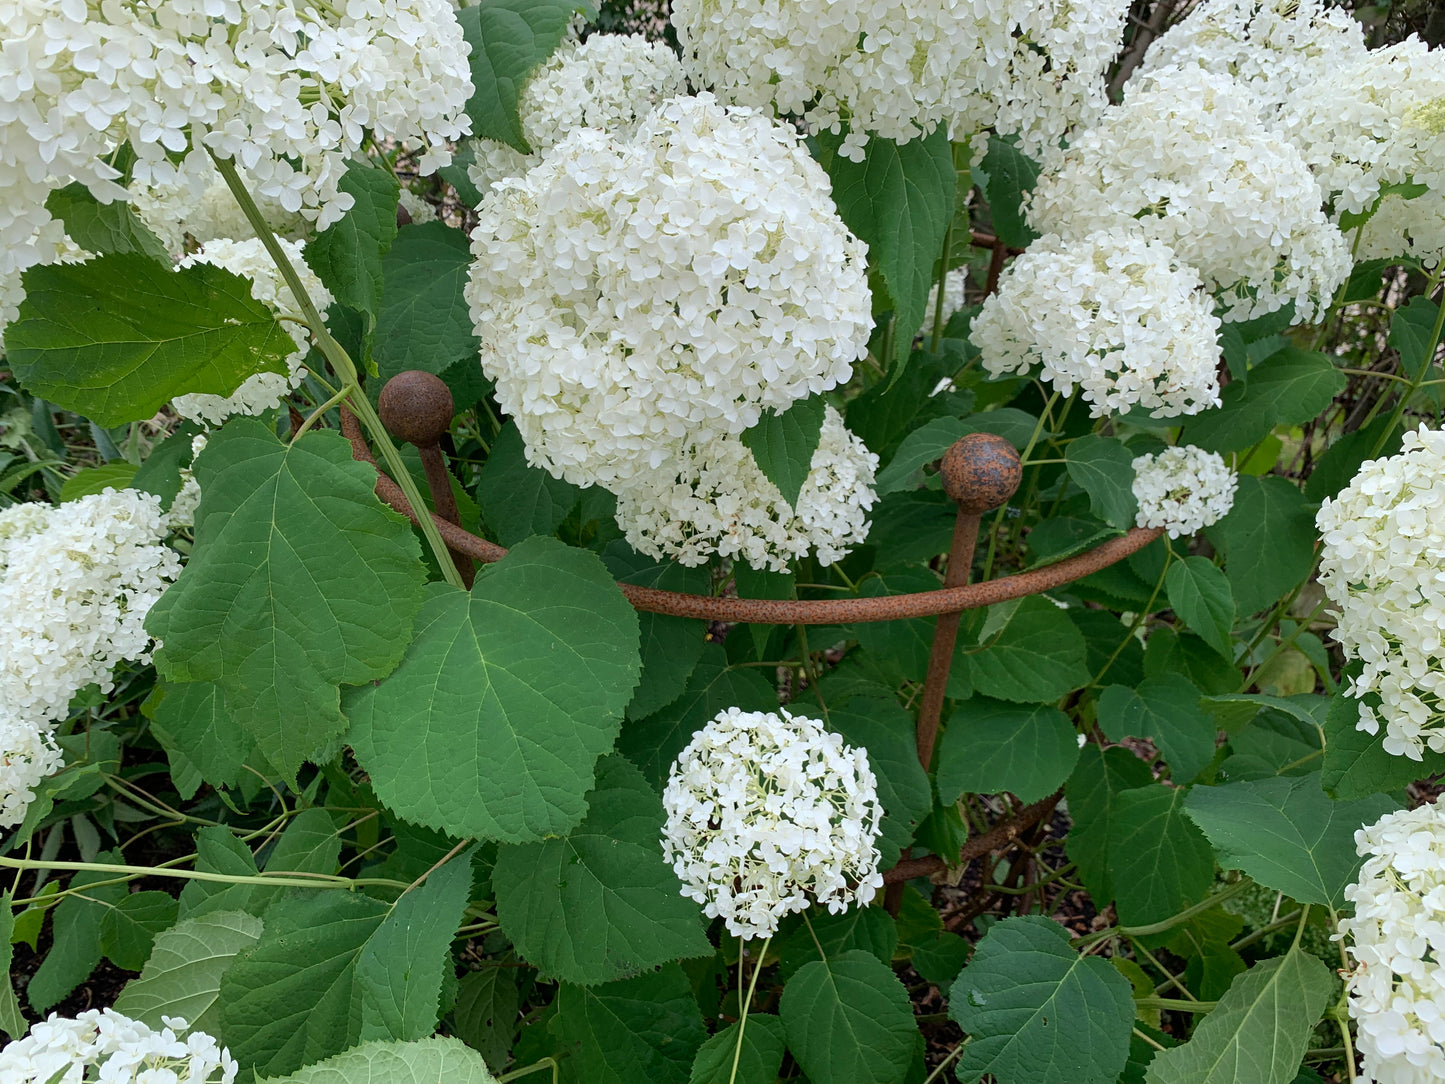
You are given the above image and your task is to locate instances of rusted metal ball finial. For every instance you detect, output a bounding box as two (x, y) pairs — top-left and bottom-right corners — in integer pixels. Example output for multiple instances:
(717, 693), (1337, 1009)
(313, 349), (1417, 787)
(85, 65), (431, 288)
(940, 432), (1022, 514)
(378, 371), (454, 446)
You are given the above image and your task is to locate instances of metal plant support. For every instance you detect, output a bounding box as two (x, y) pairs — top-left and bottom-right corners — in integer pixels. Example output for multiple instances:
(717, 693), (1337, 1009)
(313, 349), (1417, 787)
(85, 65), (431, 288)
(344, 371), (1163, 887)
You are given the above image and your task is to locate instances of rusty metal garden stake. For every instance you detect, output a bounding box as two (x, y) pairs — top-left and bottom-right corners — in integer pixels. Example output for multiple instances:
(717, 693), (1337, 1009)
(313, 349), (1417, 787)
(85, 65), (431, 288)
(914, 433), (1024, 772)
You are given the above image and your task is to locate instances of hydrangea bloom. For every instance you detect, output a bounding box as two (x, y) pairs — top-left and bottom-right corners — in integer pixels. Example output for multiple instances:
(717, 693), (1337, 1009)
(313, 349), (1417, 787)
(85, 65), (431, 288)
(614, 405), (878, 572)
(1133, 0), (1367, 139)
(1356, 188), (1445, 267)
(1131, 445), (1237, 537)
(973, 230), (1222, 418)
(0, 489), (179, 827)
(465, 94), (871, 488)
(129, 159), (310, 258)
(1317, 428), (1445, 760)
(661, 706), (884, 939)
(1291, 38), (1445, 217)
(1, 0), (472, 307)
(672, 0), (1128, 161)
(1028, 66), (1350, 322)
(0, 1009), (236, 1083)
(171, 238), (333, 428)
(0, 223), (88, 351)
(1338, 803), (1445, 1083)
(465, 34), (687, 197)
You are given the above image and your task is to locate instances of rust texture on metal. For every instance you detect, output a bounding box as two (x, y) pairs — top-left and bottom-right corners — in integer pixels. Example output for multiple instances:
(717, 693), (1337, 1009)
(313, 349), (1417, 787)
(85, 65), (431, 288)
(882, 790), (1062, 885)
(940, 432), (1023, 514)
(378, 370), (455, 447)
(346, 380), (1162, 623)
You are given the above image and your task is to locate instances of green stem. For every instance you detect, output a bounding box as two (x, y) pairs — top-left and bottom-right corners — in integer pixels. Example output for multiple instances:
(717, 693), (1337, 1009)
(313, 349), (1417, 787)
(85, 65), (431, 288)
(292, 384), (354, 443)
(728, 935), (771, 1084)
(1090, 549), (1172, 690)
(1074, 879), (1252, 947)
(210, 152), (464, 590)
(0, 855), (407, 892)
(982, 391), (1060, 581)
(498, 1058), (558, 1084)
(922, 1041), (967, 1084)
(1134, 997), (1217, 1013)
(929, 221), (956, 355)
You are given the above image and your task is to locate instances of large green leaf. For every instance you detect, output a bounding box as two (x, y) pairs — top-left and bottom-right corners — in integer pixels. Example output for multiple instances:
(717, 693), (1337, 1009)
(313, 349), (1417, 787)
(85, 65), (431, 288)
(146, 422), (427, 780)
(456, 0), (582, 152)
(1143, 950), (1333, 1084)
(1322, 687), (1445, 799)
(476, 420), (582, 546)
(1066, 435), (1139, 530)
(740, 394), (827, 506)
(452, 967), (520, 1074)
(28, 857), (128, 1012)
(779, 950), (916, 1084)
(938, 699), (1080, 803)
(550, 964), (706, 1084)
(144, 680), (253, 800)
(950, 916), (1134, 1084)
(875, 416), (967, 495)
(0, 894), (28, 1039)
(982, 137), (1041, 250)
(255, 1037), (499, 1084)
(113, 910), (264, 1036)
(827, 696), (933, 866)
(1165, 557), (1236, 661)
(356, 846), (476, 1041)
(99, 891), (178, 971)
(1184, 773), (1396, 910)
(954, 596), (1090, 702)
(1389, 295), (1442, 380)
(220, 853), (472, 1080)
(1097, 674), (1217, 783)
(348, 536), (641, 842)
(375, 222), (481, 379)
(618, 645), (776, 790)
(7, 254), (292, 427)
(821, 128), (956, 371)
(492, 755), (711, 985)
(45, 182), (169, 260)
(774, 907), (899, 983)
(1065, 746), (1153, 902)
(1108, 785), (1215, 927)
(1208, 476), (1318, 616)
(303, 159), (400, 324)
(1183, 348), (1346, 453)
(688, 1015), (786, 1084)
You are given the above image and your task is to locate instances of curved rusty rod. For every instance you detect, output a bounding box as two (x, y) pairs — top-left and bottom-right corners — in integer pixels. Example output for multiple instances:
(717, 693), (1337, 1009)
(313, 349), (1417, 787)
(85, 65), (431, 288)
(882, 790), (1062, 885)
(341, 407), (1162, 625)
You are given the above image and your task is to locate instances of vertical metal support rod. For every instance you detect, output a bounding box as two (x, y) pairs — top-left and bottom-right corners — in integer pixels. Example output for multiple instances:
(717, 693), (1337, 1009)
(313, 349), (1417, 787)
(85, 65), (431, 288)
(914, 509), (981, 771)
(886, 433), (1021, 913)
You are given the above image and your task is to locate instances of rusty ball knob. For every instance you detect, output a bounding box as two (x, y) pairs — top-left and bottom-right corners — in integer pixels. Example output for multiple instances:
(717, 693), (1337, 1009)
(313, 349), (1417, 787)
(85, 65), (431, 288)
(378, 371), (454, 446)
(940, 432), (1023, 514)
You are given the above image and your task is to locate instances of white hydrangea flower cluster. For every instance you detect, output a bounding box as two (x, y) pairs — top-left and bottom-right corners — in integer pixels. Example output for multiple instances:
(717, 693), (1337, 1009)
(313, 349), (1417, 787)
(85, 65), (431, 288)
(672, 0), (1128, 161)
(129, 160), (310, 258)
(1291, 38), (1445, 218)
(1133, 0), (1367, 139)
(0, 489), (179, 827)
(0, 1009), (236, 1083)
(1028, 66), (1350, 323)
(614, 405), (878, 572)
(1357, 188), (1445, 268)
(974, 230), (1222, 418)
(1339, 803), (1445, 1083)
(466, 94), (871, 489)
(465, 34), (688, 198)
(661, 706), (885, 939)
(1131, 445), (1238, 538)
(171, 238), (333, 428)
(167, 434), (211, 533)
(1, 0), (472, 310)
(1317, 429), (1445, 761)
